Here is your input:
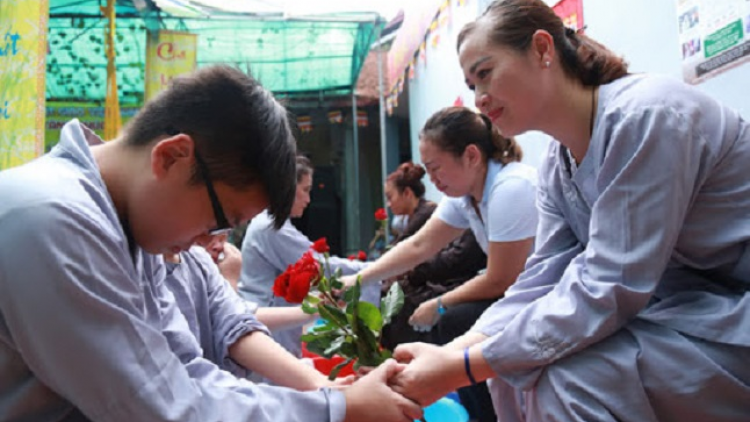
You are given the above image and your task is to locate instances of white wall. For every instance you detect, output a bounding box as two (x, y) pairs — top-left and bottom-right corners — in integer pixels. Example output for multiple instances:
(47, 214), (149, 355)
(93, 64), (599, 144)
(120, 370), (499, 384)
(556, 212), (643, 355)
(585, 0), (750, 118)
(407, 1), (481, 202)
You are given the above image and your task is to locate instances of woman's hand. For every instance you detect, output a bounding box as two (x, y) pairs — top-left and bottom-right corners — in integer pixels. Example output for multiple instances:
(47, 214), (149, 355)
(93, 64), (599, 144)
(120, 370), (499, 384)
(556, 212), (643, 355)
(339, 274), (358, 289)
(390, 343), (465, 407)
(409, 298), (440, 331)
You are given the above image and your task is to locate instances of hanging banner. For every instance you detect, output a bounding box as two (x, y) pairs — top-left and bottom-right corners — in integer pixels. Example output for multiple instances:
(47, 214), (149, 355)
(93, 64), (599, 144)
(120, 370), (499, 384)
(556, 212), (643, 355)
(327, 110), (343, 124)
(145, 30), (198, 101)
(552, 0), (584, 30)
(387, 0), (444, 94)
(677, 0), (750, 84)
(356, 110), (369, 128)
(0, 0), (49, 170)
(45, 102), (140, 152)
(297, 115), (313, 133)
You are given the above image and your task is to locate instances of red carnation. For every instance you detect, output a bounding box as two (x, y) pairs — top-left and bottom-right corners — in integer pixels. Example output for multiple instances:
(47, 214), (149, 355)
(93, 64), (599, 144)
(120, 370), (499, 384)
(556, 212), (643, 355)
(357, 250), (367, 261)
(348, 254), (356, 261)
(374, 208), (387, 221)
(312, 237), (330, 254)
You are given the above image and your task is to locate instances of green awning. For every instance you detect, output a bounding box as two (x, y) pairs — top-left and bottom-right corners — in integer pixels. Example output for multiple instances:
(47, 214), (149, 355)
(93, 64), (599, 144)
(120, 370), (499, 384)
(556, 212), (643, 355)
(47, 0), (383, 104)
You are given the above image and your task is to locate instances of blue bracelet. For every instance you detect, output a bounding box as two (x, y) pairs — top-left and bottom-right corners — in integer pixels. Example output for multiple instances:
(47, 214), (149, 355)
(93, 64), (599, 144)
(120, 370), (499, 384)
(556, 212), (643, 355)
(437, 296), (447, 315)
(463, 347), (478, 386)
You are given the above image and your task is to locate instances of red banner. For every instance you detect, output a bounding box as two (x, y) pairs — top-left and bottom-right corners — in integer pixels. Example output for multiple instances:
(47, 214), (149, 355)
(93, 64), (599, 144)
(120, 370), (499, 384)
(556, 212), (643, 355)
(552, 0), (584, 30)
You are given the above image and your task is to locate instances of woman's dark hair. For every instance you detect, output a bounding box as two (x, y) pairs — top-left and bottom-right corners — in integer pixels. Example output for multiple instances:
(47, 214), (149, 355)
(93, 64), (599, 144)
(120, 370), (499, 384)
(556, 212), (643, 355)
(420, 107), (522, 164)
(122, 65), (296, 229)
(386, 162), (426, 198)
(296, 154), (313, 182)
(458, 0), (628, 86)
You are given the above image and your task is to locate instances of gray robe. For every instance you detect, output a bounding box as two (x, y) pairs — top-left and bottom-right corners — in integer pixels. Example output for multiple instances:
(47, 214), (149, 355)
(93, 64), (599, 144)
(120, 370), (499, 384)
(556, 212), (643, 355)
(473, 74), (750, 421)
(0, 120), (345, 422)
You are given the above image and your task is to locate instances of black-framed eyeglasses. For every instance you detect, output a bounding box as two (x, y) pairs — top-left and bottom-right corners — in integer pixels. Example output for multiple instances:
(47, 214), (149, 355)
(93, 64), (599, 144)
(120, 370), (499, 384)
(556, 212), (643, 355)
(193, 148), (233, 236)
(166, 127), (232, 236)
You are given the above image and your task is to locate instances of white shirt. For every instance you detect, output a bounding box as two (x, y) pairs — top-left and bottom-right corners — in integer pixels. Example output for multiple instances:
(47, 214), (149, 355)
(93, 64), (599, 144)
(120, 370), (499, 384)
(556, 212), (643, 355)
(435, 160), (539, 253)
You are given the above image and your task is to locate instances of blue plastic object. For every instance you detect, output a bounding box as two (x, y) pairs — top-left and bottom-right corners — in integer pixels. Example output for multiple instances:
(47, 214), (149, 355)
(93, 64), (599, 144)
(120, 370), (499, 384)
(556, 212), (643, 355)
(444, 391), (461, 405)
(415, 397), (469, 422)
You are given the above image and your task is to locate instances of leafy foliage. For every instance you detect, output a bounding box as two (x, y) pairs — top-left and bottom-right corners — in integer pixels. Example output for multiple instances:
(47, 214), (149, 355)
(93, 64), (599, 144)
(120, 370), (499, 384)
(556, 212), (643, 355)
(276, 238), (404, 379)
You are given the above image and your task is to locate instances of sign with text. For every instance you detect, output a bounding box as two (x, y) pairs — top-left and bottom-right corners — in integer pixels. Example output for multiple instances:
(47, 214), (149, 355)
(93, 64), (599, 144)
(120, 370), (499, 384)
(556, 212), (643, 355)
(45, 102), (140, 152)
(145, 30), (197, 101)
(678, 0), (750, 84)
(0, 0), (48, 170)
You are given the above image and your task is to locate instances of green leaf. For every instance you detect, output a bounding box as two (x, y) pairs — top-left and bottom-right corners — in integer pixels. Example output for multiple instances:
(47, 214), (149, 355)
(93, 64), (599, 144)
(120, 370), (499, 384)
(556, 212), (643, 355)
(356, 301), (383, 333)
(305, 335), (339, 357)
(319, 304), (348, 328)
(316, 276), (329, 294)
(323, 336), (346, 356)
(343, 280), (361, 305)
(330, 277), (343, 290)
(338, 341), (356, 358)
(300, 333), (318, 343)
(380, 282), (405, 325)
(328, 358), (353, 380)
(301, 295), (321, 314)
(301, 300), (318, 315)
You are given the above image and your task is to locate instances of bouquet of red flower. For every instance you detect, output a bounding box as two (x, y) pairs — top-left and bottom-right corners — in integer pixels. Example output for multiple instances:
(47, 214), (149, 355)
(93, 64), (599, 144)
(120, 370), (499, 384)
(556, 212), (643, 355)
(273, 237), (404, 378)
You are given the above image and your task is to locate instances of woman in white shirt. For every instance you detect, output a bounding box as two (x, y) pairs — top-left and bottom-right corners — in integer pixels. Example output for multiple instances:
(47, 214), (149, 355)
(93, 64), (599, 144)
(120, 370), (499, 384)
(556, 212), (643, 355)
(239, 155), (368, 357)
(343, 107), (538, 333)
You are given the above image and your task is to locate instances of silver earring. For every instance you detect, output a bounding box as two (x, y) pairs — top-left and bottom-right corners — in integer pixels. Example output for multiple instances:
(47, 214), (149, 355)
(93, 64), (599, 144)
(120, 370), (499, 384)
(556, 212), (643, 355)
(544, 61), (551, 68)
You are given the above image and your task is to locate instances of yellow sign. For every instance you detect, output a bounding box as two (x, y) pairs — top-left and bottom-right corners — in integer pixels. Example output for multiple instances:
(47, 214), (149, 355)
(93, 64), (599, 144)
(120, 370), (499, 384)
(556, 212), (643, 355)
(145, 30), (198, 101)
(0, 0), (49, 170)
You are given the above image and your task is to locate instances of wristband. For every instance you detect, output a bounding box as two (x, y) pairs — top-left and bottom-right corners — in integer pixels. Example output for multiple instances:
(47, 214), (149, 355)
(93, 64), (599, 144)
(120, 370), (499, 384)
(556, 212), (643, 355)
(437, 296), (447, 315)
(463, 347), (478, 386)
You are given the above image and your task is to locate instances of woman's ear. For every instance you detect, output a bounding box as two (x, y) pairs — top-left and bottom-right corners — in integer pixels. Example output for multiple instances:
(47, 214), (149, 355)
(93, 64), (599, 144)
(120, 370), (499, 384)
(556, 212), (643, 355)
(150, 134), (195, 180)
(531, 29), (556, 68)
(464, 144), (483, 167)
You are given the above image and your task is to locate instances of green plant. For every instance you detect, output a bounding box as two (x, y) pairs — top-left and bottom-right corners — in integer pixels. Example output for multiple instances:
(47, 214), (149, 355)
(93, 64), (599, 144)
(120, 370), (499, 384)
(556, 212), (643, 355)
(273, 238), (404, 379)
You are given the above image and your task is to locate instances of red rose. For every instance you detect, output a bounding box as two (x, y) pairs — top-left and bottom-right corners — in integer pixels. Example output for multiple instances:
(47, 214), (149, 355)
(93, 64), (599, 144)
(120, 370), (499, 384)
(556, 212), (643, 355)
(297, 252), (320, 275)
(374, 208), (387, 221)
(286, 269), (314, 303)
(357, 250), (367, 261)
(312, 237), (330, 254)
(348, 254), (356, 261)
(273, 266), (292, 298)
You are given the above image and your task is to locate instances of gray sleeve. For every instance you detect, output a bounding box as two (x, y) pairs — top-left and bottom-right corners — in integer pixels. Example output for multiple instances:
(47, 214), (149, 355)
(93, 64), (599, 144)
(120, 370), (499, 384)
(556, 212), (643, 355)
(0, 204), (345, 422)
(481, 107), (703, 387)
(190, 249), (271, 376)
